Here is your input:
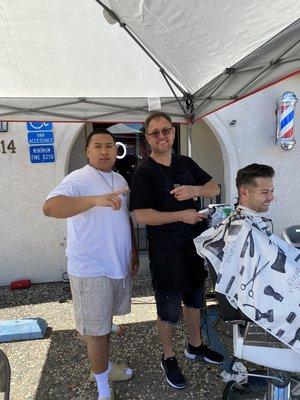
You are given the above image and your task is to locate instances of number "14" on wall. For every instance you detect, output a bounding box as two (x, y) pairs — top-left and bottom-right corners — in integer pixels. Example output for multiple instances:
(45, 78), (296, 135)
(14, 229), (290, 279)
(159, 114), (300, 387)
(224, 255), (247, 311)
(1, 139), (16, 154)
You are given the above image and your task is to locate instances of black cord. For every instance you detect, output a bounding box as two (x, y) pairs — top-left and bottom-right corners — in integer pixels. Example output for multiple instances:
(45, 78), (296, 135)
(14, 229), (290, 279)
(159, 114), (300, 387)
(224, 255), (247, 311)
(200, 306), (211, 347)
(62, 271), (69, 282)
(61, 271), (71, 293)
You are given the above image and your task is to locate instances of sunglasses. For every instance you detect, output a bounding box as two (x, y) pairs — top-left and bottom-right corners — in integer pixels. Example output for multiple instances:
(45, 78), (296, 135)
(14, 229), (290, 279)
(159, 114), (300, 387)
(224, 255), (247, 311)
(146, 127), (173, 139)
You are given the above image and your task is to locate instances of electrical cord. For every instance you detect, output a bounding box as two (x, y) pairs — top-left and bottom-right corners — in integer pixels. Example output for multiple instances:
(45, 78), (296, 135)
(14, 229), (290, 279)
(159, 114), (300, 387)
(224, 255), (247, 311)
(61, 271), (71, 292)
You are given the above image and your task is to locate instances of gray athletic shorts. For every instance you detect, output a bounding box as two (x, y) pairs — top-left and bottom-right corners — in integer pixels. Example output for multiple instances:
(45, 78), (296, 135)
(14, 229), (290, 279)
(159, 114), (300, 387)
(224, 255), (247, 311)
(69, 274), (131, 336)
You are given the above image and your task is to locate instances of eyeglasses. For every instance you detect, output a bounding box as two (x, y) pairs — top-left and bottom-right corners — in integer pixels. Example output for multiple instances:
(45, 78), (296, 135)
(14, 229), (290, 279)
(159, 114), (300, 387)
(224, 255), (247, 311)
(146, 127), (173, 139)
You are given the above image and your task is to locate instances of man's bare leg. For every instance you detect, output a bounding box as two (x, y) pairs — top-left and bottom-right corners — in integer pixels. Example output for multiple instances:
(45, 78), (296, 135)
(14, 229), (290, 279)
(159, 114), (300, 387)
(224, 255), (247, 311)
(86, 335), (111, 399)
(183, 306), (201, 347)
(157, 317), (174, 359)
(157, 316), (187, 389)
(86, 334), (109, 373)
(183, 305), (224, 364)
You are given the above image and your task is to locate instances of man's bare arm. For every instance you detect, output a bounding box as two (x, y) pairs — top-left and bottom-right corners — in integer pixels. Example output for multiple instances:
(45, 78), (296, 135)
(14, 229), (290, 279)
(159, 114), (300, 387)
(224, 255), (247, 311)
(194, 179), (220, 198)
(43, 192), (124, 218)
(129, 217), (139, 277)
(133, 208), (204, 226)
(170, 179), (220, 201)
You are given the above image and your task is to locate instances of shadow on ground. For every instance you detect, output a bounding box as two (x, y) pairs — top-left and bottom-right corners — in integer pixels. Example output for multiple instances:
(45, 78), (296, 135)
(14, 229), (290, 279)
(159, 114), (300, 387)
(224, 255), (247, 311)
(1, 276), (229, 399)
(33, 320), (226, 400)
(0, 282), (72, 309)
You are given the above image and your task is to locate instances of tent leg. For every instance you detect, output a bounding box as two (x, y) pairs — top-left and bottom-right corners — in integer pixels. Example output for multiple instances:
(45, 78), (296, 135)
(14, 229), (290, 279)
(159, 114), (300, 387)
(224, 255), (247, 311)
(187, 123), (192, 157)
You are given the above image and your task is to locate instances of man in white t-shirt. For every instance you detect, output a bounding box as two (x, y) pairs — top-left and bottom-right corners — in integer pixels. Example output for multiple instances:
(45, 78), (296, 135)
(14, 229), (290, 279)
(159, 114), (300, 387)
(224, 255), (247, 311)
(43, 129), (139, 400)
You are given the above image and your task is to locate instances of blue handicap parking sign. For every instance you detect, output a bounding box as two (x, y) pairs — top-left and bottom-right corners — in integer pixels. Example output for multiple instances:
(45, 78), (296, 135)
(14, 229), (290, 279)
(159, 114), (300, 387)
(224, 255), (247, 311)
(29, 145), (55, 163)
(27, 131), (54, 145)
(27, 122), (53, 132)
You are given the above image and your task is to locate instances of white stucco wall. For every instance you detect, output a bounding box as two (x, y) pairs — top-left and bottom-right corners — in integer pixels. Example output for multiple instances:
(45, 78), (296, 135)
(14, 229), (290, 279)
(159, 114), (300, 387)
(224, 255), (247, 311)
(205, 74), (300, 236)
(1, 74), (299, 285)
(0, 122), (83, 285)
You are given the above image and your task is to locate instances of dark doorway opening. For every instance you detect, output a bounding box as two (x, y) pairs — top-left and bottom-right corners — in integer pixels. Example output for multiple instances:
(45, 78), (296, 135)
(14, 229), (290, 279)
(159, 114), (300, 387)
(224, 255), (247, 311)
(93, 122), (180, 185)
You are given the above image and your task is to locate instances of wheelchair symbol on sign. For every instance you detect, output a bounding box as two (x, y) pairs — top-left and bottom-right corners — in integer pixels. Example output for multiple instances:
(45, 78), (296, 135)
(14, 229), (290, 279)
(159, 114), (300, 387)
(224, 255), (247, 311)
(27, 122), (53, 131)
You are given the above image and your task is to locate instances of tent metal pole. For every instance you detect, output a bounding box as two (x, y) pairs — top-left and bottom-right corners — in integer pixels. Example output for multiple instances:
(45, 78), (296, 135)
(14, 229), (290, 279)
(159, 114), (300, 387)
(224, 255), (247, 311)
(185, 94), (194, 157)
(88, 108), (184, 120)
(160, 70), (189, 119)
(0, 108), (84, 120)
(187, 122), (192, 157)
(94, 0), (188, 96)
(0, 96), (186, 121)
(233, 55), (300, 73)
(193, 69), (234, 115)
(231, 39), (300, 98)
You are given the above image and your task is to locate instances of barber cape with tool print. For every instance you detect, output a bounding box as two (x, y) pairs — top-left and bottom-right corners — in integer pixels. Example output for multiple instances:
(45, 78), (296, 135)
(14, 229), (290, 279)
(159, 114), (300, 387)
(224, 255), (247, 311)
(194, 207), (300, 353)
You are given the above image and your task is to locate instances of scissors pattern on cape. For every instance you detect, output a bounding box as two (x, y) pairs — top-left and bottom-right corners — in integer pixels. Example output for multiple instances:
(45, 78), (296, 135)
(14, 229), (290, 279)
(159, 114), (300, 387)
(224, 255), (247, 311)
(240, 255), (270, 298)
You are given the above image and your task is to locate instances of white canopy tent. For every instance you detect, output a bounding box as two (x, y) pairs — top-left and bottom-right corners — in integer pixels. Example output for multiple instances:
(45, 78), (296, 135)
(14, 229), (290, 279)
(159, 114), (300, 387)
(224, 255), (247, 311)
(0, 0), (299, 123)
(1, 0), (300, 288)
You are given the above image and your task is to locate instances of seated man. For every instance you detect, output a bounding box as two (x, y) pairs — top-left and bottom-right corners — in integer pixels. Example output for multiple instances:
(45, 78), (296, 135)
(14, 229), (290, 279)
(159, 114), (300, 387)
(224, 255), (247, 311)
(195, 164), (300, 354)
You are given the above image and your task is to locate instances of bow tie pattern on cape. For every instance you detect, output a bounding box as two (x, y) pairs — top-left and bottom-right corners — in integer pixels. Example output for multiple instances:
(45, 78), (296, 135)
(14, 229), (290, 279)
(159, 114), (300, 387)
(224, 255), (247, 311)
(194, 209), (300, 353)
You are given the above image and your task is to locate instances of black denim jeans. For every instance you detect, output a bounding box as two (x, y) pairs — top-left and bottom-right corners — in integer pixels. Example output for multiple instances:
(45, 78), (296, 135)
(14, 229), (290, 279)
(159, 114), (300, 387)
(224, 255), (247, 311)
(155, 285), (204, 324)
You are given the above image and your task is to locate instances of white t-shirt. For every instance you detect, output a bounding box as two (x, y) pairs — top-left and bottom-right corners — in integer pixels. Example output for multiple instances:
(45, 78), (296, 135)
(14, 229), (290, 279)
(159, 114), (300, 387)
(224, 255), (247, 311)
(47, 165), (132, 278)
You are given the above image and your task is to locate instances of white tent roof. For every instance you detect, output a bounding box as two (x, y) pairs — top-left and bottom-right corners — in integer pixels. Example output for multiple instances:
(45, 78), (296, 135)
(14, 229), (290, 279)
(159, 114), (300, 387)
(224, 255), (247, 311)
(0, 0), (299, 122)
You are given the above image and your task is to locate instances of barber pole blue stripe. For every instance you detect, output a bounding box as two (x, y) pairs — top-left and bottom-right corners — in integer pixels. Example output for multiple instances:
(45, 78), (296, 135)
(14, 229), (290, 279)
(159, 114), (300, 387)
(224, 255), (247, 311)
(280, 103), (295, 139)
(280, 109), (294, 131)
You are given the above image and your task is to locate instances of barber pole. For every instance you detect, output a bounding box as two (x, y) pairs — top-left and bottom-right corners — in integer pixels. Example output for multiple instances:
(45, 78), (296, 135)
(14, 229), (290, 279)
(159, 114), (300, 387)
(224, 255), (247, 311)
(276, 91), (298, 150)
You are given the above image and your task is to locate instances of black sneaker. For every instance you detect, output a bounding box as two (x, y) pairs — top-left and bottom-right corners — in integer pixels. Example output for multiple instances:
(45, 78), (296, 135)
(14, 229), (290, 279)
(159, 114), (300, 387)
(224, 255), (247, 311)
(184, 343), (224, 364)
(160, 355), (187, 389)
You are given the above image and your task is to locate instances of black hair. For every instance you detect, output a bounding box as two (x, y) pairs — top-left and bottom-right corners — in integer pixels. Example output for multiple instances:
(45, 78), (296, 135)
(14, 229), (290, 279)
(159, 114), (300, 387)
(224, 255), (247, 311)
(236, 163), (274, 190)
(86, 129), (116, 148)
(144, 111), (172, 131)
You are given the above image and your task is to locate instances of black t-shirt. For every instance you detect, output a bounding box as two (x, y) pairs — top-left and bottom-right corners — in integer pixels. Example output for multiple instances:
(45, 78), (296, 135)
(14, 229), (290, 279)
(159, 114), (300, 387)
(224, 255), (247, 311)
(129, 155), (211, 237)
(130, 155), (211, 292)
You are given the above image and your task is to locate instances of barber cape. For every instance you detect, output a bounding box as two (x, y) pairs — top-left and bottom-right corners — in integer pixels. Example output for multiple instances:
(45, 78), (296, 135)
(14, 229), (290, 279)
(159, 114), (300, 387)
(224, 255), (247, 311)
(194, 206), (300, 353)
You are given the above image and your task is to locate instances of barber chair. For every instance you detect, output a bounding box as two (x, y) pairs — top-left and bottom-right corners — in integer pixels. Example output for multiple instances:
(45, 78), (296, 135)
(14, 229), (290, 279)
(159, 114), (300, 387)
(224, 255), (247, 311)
(0, 348), (11, 400)
(207, 261), (300, 400)
(282, 225), (300, 249)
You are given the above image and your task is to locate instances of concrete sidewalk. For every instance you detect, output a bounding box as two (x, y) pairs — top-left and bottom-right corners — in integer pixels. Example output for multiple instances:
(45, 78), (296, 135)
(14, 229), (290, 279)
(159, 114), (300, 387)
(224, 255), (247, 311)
(0, 274), (230, 399)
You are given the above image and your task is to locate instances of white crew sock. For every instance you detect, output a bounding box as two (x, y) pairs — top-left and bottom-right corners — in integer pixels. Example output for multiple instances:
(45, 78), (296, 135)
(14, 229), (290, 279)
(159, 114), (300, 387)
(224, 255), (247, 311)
(94, 363), (111, 399)
(107, 360), (112, 374)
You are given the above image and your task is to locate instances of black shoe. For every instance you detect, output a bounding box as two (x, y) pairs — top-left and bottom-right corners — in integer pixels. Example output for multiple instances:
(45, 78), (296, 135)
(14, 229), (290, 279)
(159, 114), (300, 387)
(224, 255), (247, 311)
(160, 355), (187, 389)
(184, 343), (224, 364)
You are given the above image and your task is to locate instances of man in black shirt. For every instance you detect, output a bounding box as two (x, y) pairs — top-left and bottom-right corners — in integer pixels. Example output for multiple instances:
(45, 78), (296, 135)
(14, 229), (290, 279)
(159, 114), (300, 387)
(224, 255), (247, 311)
(130, 111), (224, 389)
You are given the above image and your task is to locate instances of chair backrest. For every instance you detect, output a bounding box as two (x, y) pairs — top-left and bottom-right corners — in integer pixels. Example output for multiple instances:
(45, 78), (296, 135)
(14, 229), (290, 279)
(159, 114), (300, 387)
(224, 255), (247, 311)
(282, 225), (300, 248)
(207, 259), (248, 322)
(0, 348), (10, 400)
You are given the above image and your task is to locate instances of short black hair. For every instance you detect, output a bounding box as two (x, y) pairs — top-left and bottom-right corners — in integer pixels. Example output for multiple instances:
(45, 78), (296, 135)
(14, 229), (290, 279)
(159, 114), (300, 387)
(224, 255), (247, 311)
(236, 163), (274, 189)
(86, 129), (116, 148)
(145, 111), (172, 131)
